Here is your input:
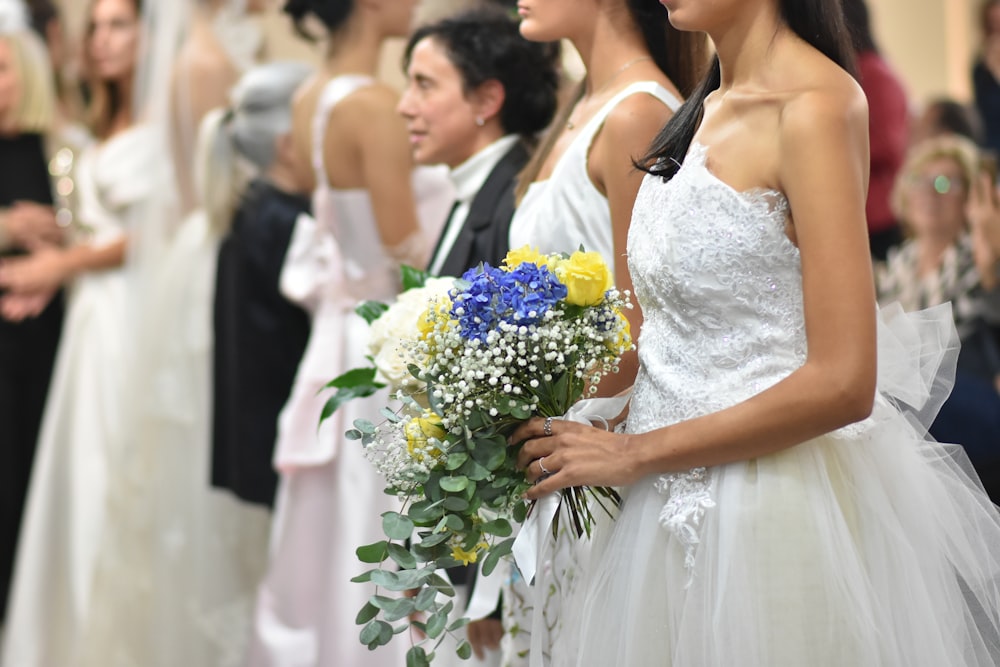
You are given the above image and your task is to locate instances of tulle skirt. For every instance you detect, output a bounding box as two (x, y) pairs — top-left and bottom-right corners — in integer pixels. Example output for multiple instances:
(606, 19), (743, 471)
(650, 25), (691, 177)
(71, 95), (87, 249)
(552, 305), (1000, 666)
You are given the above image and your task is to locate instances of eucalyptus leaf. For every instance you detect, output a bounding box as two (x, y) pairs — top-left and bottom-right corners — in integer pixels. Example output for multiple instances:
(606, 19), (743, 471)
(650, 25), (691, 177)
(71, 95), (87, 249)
(355, 601), (379, 625)
(439, 476), (469, 493)
(406, 646), (430, 667)
(356, 541), (389, 564)
(414, 585), (438, 612)
(481, 518), (513, 537)
(425, 610), (448, 639)
(386, 542), (417, 570)
(382, 512), (415, 541)
(456, 640), (473, 660)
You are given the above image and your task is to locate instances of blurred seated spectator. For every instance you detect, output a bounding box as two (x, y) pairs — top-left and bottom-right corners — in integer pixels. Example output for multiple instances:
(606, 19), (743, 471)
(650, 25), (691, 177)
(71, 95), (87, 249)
(911, 98), (984, 146)
(974, 0), (1000, 156)
(876, 135), (1000, 498)
(843, 0), (910, 261)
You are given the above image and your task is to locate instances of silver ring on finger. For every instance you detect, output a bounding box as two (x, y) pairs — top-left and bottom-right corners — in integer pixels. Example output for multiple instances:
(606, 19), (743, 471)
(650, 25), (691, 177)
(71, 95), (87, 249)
(538, 456), (551, 475)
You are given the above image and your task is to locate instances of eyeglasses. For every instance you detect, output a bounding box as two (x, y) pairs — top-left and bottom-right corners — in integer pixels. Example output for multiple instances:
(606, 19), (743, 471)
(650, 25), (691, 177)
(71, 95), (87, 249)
(907, 173), (967, 196)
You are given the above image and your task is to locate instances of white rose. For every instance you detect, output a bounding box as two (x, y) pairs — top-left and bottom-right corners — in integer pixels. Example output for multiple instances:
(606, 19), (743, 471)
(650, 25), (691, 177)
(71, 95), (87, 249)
(368, 277), (455, 390)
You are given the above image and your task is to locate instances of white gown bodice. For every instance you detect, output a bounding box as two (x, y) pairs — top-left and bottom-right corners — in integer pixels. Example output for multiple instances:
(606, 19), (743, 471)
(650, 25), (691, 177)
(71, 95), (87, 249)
(627, 141), (802, 434)
(508, 81), (680, 274)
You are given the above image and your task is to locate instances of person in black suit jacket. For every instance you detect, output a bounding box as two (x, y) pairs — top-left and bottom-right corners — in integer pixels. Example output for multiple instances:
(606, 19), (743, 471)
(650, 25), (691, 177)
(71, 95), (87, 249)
(399, 7), (560, 279)
(397, 7), (560, 662)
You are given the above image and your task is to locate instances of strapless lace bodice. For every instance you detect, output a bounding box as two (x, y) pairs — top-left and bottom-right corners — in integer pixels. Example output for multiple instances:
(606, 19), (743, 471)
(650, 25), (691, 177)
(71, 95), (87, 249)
(627, 142), (801, 435)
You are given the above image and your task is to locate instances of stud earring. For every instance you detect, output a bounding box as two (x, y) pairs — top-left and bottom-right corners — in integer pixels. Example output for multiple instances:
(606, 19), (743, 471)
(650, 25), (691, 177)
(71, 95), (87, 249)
(475, 117), (485, 127)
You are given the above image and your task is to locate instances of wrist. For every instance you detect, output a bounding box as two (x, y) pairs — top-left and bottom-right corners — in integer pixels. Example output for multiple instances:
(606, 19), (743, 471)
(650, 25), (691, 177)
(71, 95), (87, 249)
(624, 431), (657, 481)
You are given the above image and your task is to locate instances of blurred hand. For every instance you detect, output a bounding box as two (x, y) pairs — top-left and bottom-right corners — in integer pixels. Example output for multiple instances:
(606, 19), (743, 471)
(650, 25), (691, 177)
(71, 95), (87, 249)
(4, 202), (64, 249)
(966, 172), (1000, 289)
(466, 618), (503, 660)
(0, 246), (70, 294)
(986, 35), (1000, 79)
(0, 290), (57, 322)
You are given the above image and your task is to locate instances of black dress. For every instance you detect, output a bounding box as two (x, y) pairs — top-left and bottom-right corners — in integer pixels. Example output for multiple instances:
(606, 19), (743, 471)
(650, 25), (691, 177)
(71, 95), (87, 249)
(0, 133), (64, 619)
(211, 179), (311, 508)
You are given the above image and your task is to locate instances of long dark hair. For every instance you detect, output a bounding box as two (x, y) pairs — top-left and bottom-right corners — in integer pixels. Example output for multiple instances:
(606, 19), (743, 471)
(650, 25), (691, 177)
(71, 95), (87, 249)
(642, 0), (855, 180)
(283, 0), (353, 41)
(515, 0), (709, 200)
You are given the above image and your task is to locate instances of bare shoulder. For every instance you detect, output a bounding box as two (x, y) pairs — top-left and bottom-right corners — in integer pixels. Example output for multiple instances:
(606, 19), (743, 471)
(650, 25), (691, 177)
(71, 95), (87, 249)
(777, 52), (868, 150)
(602, 91), (675, 142)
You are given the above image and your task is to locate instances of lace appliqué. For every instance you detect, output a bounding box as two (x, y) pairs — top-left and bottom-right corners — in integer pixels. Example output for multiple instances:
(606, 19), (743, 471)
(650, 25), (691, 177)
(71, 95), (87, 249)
(654, 468), (715, 583)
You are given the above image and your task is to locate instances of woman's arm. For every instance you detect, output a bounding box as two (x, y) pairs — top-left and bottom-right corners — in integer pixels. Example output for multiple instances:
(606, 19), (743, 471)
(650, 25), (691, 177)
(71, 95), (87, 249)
(516, 86), (876, 499)
(588, 94), (676, 395)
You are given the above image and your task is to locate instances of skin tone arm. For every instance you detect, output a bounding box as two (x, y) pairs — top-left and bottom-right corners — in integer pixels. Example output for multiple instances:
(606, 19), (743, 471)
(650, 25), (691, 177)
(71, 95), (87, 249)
(587, 95), (675, 395)
(514, 89), (877, 500)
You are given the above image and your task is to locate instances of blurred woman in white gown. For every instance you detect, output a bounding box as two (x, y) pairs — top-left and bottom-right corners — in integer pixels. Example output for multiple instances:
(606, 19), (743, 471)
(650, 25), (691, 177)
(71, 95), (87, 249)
(0, 0), (174, 664)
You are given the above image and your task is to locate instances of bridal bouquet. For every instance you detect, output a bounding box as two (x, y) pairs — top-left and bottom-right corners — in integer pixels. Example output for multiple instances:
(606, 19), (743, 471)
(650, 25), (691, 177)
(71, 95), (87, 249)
(340, 247), (633, 665)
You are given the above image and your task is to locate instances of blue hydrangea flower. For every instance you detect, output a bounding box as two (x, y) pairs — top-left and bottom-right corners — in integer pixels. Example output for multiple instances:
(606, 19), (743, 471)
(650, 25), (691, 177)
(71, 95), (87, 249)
(451, 262), (567, 341)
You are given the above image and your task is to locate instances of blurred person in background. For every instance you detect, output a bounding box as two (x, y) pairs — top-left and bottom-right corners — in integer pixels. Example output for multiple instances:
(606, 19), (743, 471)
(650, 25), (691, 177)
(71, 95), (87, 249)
(0, 0), (62, 629)
(974, 0), (1000, 157)
(843, 0), (910, 261)
(911, 98), (984, 147)
(876, 135), (1000, 498)
(0, 0), (179, 663)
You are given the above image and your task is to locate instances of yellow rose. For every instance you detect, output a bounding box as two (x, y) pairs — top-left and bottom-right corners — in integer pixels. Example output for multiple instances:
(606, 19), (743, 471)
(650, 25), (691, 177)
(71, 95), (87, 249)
(502, 245), (549, 271)
(609, 308), (633, 354)
(450, 541), (489, 566)
(417, 296), (450, 341)
(405, 411), (446, 461)
(555, 250), (613, 307)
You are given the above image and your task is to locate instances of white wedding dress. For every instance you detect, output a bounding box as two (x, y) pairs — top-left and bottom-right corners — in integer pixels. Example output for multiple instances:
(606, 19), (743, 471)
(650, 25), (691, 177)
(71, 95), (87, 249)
(1, 125), (164, 667)
(552, 141), (1000, 666)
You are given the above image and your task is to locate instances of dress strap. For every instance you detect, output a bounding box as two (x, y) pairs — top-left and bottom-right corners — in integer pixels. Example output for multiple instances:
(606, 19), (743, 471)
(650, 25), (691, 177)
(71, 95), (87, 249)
(310, 75), (376, 188)
(580, 80), (682, 155)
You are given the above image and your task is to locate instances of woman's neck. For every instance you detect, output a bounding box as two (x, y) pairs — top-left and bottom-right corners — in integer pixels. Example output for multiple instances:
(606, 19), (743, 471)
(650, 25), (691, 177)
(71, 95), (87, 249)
(570, 10), (650, 98)
(323, 17), (382, 77)
(711, 5), (786, 91)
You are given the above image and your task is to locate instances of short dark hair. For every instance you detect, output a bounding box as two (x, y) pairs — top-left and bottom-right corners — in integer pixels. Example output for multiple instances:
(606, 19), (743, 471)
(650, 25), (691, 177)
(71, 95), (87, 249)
(403, 8), (560, 138)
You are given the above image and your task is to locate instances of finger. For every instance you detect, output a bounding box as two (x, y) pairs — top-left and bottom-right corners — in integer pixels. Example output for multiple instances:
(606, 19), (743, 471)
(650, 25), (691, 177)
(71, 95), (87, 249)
(525, 469), (569, 500)
(525, 455), (560, 484)
(517, 436), (557, 470)
(510, 417), (548, 445)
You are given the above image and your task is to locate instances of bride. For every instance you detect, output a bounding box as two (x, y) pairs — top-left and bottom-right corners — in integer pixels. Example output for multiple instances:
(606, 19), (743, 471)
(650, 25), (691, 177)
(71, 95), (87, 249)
(512, 0), (1000, 664)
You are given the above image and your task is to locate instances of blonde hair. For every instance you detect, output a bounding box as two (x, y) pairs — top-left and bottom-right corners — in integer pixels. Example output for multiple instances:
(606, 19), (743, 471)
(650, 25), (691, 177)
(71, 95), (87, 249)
(0, 29), (55, 133)
(891, 134), (980, 225)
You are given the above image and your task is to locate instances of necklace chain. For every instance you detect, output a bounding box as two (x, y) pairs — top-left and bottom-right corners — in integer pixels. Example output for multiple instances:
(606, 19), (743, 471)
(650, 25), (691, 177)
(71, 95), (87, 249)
(566, 56), (653, 131)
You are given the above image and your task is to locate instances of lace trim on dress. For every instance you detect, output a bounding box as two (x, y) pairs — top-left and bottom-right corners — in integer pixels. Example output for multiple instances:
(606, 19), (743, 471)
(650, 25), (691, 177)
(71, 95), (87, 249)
(654, 468), (716, 585)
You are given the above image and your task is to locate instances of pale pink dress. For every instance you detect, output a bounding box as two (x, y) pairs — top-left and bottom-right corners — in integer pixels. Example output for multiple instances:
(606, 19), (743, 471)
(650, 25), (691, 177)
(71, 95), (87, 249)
(244, 75), (450, 667)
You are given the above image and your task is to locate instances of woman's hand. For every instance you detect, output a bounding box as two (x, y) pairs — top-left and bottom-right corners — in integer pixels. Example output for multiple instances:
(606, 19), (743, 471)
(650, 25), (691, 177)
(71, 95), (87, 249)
(3, 202), (65, 249)
(511, 417), (643, 500)
(466, 618), (503, 660)
(0, 245), (70, 294)
(0, 290), (57, 322)
(967, 171), (1000, 289)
